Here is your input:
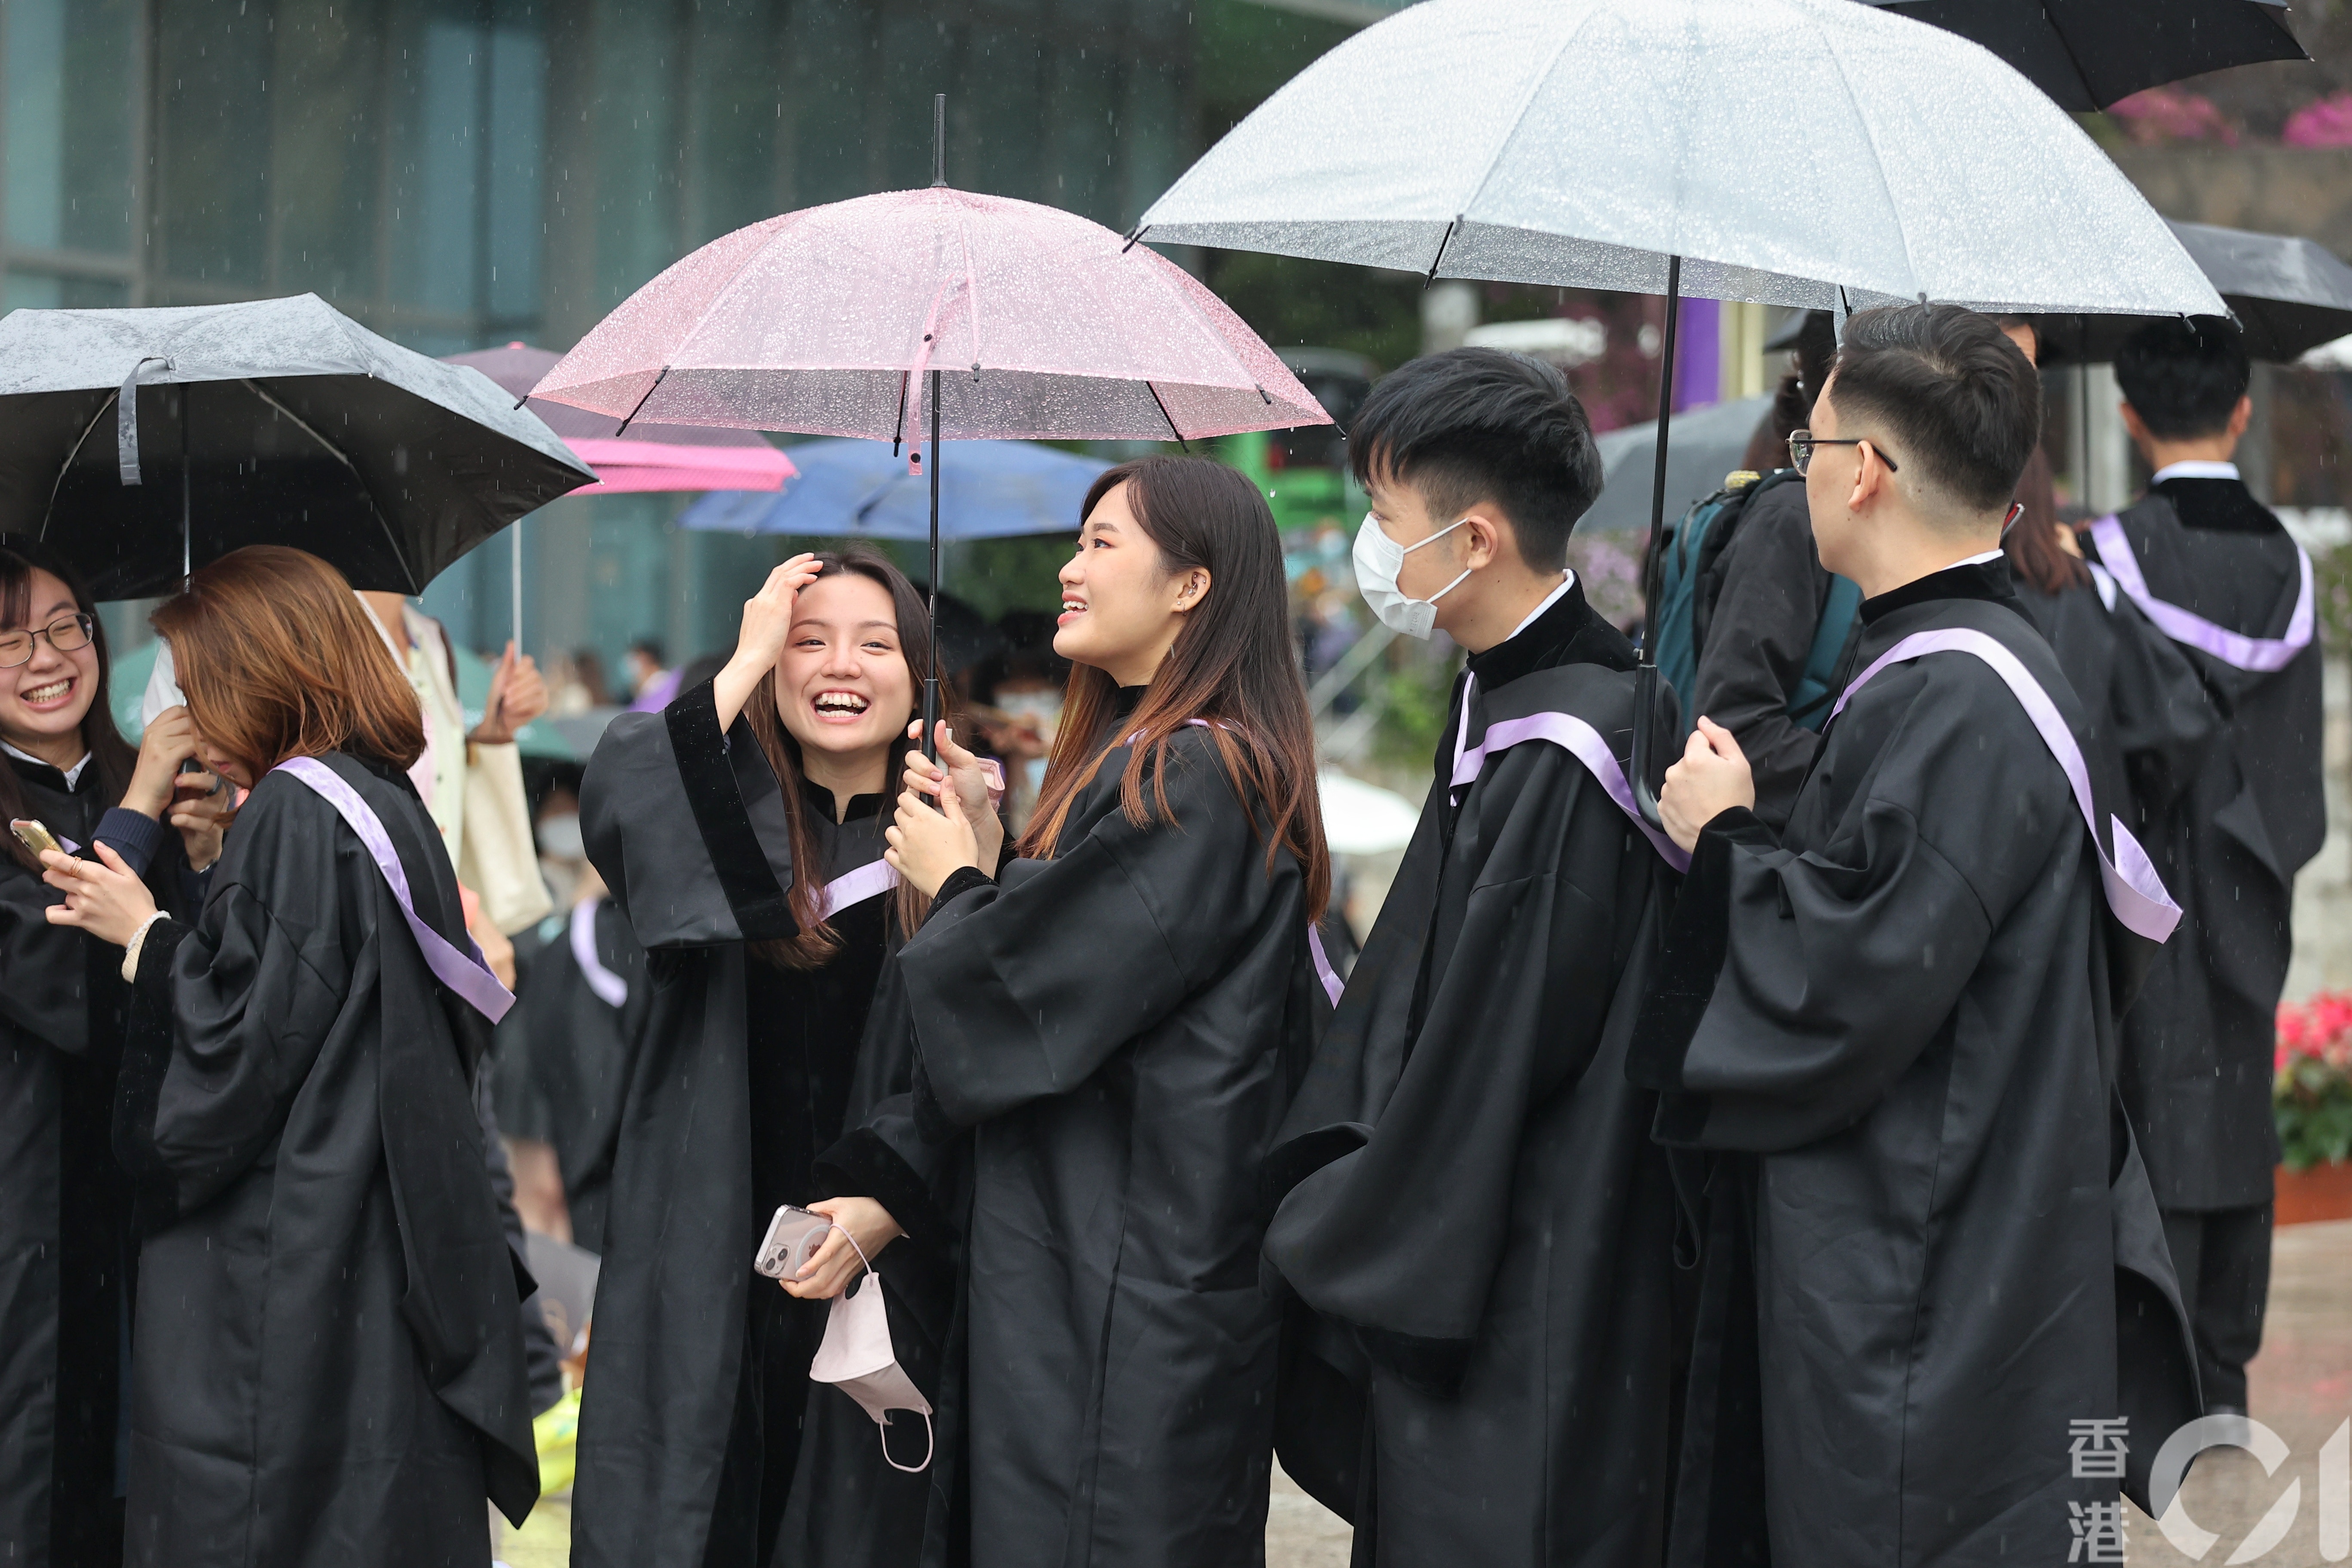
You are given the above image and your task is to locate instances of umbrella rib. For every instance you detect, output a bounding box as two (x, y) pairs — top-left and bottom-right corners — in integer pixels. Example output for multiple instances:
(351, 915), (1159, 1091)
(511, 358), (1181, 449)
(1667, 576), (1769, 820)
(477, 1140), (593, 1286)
(37, 395), (119, 542)
(238, 377), (423, 595)
(1813, 27), (1920, 306)
(1145, 382), (1190, 451)
(1446, 9), (1601, 270)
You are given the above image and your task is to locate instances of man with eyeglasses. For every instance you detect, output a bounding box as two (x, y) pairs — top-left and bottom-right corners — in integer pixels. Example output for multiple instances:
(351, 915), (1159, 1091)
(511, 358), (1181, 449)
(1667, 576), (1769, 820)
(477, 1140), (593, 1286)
(1685, 317), (2047, 830)
(1626, 304), (2195, 1568)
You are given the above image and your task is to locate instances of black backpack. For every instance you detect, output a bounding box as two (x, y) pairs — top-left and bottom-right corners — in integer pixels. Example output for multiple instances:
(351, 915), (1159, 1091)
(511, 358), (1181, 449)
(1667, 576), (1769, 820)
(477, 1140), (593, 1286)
(1649, 468), (1858, 733)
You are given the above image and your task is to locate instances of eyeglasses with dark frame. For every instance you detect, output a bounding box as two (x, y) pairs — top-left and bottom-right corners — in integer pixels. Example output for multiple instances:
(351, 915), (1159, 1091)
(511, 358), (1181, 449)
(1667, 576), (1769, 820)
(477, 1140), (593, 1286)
(0, 613), (96, 670)
(1788, 430), (1899, 476)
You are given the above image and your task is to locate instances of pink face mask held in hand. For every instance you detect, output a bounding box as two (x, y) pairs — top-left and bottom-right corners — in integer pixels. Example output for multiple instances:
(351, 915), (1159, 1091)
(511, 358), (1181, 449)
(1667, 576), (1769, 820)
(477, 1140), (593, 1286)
(807, 1228), (933, 1473)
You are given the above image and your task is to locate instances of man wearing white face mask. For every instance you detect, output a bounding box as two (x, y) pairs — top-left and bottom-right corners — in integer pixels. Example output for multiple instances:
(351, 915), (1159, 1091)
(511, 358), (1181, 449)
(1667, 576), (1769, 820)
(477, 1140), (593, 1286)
(1266, 348), (1683, 1566)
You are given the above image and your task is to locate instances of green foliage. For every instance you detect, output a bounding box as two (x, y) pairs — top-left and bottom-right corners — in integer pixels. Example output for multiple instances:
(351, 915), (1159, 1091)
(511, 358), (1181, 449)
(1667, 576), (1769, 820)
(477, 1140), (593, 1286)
(2315, 541), (2352, 652)
(2278, 1055), (2352, 1172)
(1205, 250), (1422, 371)
(1369, 649), (1458, 773)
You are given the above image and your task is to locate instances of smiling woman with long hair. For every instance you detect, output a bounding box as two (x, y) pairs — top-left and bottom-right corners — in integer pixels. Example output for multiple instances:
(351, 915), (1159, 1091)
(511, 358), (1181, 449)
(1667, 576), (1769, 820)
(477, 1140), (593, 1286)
(570, 547), (994, 1568)
(38, 545), (538, 1568)
(805, 456), (1332, 1568)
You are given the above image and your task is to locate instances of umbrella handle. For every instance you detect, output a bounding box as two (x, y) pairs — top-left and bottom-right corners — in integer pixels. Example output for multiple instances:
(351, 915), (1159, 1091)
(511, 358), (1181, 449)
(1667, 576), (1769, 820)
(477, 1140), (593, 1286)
(1633, 257), (1683, 830)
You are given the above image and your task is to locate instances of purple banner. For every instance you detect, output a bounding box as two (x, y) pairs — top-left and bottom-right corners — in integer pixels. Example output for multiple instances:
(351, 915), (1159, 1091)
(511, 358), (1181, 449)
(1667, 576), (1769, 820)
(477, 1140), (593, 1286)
(2088, 517), (2312, 672)
(570, 897), (628, 1008)
(1449, 676), (1692, 873)
(1828, 630), (2182, 944)
(274, 756), (517, 1023)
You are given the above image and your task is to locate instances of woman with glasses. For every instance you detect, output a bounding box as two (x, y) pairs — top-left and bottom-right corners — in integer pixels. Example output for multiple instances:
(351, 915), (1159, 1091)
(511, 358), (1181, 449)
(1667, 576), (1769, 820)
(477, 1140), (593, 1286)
(0, 543), (230, 1568)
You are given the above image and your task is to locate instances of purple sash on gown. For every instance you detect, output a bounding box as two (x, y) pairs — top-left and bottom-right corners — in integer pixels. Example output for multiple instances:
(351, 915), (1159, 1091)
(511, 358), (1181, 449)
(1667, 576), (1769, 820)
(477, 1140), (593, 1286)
(1828, 629), (2182, 944)
(2088, 515), (2313, 672)
(1447, 672), (1692, 873)
(274, 755), (518, 1022)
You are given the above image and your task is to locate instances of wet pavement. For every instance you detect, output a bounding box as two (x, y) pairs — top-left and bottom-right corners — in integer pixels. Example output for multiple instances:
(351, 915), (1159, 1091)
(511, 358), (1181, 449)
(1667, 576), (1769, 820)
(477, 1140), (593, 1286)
(2129, 1217), (2352, 1567)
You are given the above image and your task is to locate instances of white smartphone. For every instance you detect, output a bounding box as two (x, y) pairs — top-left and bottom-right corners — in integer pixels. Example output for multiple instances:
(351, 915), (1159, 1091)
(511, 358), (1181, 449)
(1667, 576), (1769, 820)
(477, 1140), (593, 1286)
(753, 1205), (833, 1280)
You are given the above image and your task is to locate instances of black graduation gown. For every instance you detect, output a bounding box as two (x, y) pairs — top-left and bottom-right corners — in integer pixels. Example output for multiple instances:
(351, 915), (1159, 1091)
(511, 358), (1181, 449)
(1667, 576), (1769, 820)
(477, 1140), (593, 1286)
(513, 896), (652, 1256)
(573, 681), (927, 1568)
(0, 755), (186, 1568)
(879, 708), (1321, 1568)
(1260, 584), (1681, 1568)
(114, 751), (537, 1568)
(2011, 568), (2214, 837)
(2102, 480), (2326, 1211)
(1629, 564), (2199, 1568)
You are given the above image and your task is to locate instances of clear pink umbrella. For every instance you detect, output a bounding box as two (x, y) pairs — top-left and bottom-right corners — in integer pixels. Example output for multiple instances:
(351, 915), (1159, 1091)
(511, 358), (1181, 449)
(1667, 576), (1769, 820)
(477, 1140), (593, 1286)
(530, 100), (1329, 750)
(445, 343), (797, 495)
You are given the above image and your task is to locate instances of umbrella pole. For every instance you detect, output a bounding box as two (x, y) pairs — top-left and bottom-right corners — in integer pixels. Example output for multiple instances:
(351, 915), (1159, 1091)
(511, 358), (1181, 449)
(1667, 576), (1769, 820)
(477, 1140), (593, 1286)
(923, 366), (942, 766)
(921, 90), (947, 768)
(513, 521), (524, 655)
(180, 384), (192, 583)
(1631, 256), (1683, 828)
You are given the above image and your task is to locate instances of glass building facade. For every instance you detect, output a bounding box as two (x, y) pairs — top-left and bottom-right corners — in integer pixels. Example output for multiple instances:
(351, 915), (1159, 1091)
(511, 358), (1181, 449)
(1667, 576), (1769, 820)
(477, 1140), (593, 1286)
(2, 0), (1396, 668)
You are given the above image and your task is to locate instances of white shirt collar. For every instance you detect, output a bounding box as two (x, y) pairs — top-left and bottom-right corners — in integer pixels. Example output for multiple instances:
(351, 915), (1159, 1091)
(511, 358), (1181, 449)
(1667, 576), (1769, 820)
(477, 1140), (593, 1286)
(1958, 548), (2005, 567)
(2150, 459), (2240, 485)
(1505, 570), (1578, 642)
(3, 740), (90, 788)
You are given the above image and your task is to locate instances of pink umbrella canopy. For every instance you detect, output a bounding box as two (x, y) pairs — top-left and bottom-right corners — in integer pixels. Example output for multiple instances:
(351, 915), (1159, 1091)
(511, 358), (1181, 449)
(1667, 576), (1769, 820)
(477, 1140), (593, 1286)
(444, 343), (795, 493)
(527, 188), (1331, 444)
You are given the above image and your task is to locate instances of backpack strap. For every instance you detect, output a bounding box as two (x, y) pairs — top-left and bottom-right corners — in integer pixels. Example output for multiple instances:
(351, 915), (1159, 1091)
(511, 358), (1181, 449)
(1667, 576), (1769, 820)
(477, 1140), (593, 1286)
(1785, 573), (1862, 730)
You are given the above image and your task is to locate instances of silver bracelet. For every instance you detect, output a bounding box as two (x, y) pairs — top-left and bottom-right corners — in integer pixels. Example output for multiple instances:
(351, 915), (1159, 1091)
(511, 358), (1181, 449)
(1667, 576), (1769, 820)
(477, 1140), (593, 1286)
(121, 910), (170, 984)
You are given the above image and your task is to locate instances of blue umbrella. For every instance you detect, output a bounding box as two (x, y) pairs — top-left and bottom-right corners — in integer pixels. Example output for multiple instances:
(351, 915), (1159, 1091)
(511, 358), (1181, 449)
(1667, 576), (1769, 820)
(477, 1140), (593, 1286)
(676, 437), (1108, 542)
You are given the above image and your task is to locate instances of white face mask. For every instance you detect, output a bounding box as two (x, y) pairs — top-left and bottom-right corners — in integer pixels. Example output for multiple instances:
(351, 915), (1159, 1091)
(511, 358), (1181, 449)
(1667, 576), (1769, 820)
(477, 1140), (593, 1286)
(808, 1230), (934, 1473)
(1353, 512), (1471, 640)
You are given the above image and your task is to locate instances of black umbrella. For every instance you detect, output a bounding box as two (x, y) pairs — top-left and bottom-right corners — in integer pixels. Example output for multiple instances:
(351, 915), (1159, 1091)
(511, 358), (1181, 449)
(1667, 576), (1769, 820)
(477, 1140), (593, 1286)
(2034, 219), (2352, 364)
(1860, 0), (2307, 112)
(0, 294), (594, 599)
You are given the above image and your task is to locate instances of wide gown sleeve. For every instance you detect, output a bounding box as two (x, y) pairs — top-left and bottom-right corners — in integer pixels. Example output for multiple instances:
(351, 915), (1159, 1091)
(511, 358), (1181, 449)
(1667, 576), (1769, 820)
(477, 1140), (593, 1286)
(579, 677), (799, 950)
(135, 862), (358, 1218)
(897, 731), (1281, 1127)
(1631, 668), (2067, 1151)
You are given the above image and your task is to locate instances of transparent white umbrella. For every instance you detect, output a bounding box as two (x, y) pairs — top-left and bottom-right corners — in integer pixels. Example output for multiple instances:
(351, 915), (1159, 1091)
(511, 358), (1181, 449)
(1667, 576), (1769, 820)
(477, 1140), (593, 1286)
(1136, 0), (2225, 818)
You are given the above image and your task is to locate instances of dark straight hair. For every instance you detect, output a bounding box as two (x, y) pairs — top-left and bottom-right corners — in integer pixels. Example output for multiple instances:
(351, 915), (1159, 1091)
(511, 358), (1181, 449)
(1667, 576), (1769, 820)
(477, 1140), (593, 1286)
(1829, 303), (2043, 515)
(738, 546), (949, 968)
(1346, 347), (1604, 572)
(0, 543), (139, 871)
(1020, 456), (1330, 922)
(2114, 315), (2251, 441)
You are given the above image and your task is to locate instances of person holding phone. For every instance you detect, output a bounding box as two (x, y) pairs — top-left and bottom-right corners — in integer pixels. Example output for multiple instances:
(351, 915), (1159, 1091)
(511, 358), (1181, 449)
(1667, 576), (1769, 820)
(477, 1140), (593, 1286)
(0, 542), (230, 1568)
(570, 548), (997, 1568)
(802, 458), (1333, 1568)
(37, 546), (538, 1568)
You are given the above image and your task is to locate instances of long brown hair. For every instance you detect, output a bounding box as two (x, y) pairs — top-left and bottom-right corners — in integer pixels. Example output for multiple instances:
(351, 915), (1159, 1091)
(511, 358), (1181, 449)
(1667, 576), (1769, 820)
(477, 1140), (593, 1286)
(0, 544), (139, 871)
(151, 546), (425, 778)
(740, 548), (952, 969)
(2000, 444), (2086, 595)
(1020, 457), (1329, 922)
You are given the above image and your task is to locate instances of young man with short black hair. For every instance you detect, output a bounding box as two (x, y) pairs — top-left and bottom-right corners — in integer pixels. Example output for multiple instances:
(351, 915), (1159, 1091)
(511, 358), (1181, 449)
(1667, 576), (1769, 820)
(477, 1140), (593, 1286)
(2098, 316), (2323, 1415)
(1265, 347), (1682, 1565)
(1635, 304), (2196, 1567)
